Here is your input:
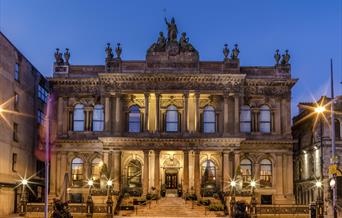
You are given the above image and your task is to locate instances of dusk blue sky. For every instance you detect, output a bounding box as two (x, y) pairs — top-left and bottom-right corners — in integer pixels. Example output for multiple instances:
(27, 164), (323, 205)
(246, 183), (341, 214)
(1, 0), (341, 116)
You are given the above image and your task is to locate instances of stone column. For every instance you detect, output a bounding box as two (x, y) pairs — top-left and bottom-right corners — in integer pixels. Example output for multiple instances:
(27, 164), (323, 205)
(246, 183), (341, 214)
(223, 95), (229, 134)
(182, 92), (189, 133)
(50, 151), (57, 196)
(234, 150), (241, 176)
(222, 150), (230, 191)
(183, 150), (189, 193)
(155, 93), (160, 132)
(57, 97), (63, 135)
(194, 150), (200, 197)
(195, 92), (200, 132)
(111, 96), (116, 134)
(154, 150), (160, 192)
(104, 96), (111, 131)
(275, 154), (284, 196)
(114, 94), (122, 135)
(113, 151), (121, 192)
(143, 150), (150, 195)
(286, 154), (294, 196)
(234, 95), (240, 134)
(144, 93), (149, 132)
(62, 99), (68, 134)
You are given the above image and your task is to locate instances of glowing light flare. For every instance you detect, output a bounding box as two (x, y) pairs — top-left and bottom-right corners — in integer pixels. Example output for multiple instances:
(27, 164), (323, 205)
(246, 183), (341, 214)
(22, 179), (28, 185)
(315, 106), (326, 114)
(230, 180), (236, 187)
(251, 180), (256, 187)
(107, 180), (113, 186)
(330, 179), (336, 188)
(88, 179), (94, 187)
(315, 181), (322, 188)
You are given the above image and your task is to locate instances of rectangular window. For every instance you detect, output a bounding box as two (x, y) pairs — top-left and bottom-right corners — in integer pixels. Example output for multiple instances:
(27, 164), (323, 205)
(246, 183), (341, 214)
(12, 153), (17, 172)
(15, 63), (20, 81)
(38, 85), (48, 103)
(14, 92), (19, 111)
(13, 122), (18, 142)
(261, 195), (272, 205)
(37, 110), (44, 124)
(36, 160), (45, 177)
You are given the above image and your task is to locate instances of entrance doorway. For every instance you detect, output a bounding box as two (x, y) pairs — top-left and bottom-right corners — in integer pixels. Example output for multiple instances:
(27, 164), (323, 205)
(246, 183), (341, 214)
(165, 172), (177, 189)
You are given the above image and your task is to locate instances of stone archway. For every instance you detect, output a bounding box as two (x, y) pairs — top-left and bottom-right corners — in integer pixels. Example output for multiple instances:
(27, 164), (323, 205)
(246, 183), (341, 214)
(162, 156), (181, 189)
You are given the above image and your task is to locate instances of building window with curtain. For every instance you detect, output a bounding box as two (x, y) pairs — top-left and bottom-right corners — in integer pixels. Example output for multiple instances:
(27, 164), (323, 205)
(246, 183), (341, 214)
(240, 158), (252, 187)
(166, 105), (178, 132)
(92, 104), (104, 131)
(128, 105), (141, 133)
(73, 104), (85, 131)
(127, 159), (142, 188)
(259, 105), (271, 133)
(240, 105), (251, 133)
(203, 106), (216, 133)
(201, 160), (217, 191)
(260, 159), (272, 187)
(71, 158), (84, 187)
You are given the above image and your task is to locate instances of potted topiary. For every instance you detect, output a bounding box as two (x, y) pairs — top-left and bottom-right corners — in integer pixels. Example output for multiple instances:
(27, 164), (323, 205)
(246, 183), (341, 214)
(160, 184), (166, 197)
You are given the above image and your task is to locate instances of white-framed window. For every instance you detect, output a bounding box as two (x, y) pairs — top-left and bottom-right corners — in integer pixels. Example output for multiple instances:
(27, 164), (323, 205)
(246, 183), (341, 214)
(259, 105), (271, 133)
(203, 106), (216, 133)
(73, 104), (85, 131)
(128, 105), (141, 133)
(38, 85), (48, 103)
(166, 105), (178, 132)
(240, 158), (252, 186)
(92, 105), (104, 131)
(71, 158), (84, 186)
(240, 105), (251, 133)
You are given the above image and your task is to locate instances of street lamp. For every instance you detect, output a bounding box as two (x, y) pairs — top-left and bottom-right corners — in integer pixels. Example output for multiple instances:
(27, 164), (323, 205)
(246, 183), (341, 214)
(19, 178), (29, 216)
(250, 180), (257, 217)
(315, 180), (324, 218)
(230, 180), (237, 216)
(106, 179), (113, 218)
(86, 179), (94, 218)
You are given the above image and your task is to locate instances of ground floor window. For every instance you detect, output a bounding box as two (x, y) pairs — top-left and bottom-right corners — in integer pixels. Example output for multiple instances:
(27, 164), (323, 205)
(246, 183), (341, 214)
(127, 159), (142, 188)
(261, 195), (272, 204)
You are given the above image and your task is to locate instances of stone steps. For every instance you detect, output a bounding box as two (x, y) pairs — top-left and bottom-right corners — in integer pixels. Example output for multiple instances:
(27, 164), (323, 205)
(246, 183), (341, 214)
(119, 197), (224, 217)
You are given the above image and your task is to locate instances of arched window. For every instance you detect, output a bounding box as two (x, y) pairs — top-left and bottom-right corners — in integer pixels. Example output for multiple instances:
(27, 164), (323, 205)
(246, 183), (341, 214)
(71, 158), (84, 186)
(201, 160), (217, 189)
(260, 159), (272, 187)
(128, 106), (141, 133)
(203, 106), (216, 133)
(127, 159), (142, 188)
(240, 105), (251, 133)
(259, 105), (271, 133)
(73, 104), (85, 131)
(91, 158), (103, 182)
(92, 105), (104, 131)
(166, 105), (178, 132)
(240, 159), (252, 186)
(335, 119), (341, 140)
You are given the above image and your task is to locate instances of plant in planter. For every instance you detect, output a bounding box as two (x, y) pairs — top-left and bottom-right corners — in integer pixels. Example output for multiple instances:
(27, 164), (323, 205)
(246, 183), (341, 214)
(177, 184), (182, 197)
(199, 198), (210, 206)
(208, 203), (224, 211)
(160, 184), (166, 197)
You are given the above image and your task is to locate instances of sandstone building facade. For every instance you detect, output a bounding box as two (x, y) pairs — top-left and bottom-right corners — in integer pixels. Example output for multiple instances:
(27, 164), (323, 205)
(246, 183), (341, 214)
(0, 32), (48, 216)
(49, 19), (297, 207)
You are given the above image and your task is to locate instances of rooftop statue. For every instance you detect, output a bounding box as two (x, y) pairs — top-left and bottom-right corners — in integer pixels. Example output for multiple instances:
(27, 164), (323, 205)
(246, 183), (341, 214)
(165, 17), (178, 42)
(281, 49), (290, 65)
(274, 49), (280, 65)
(148, 32), (166, 52)
(231, 44), (240, 60)
(54, 48), (64, 65)
(64, 48), (70, 65)
(223, 44), (229, 60)
(115, 43), (122, 59)
(179, 32), (196, 52)
(105, 43), (113, 60)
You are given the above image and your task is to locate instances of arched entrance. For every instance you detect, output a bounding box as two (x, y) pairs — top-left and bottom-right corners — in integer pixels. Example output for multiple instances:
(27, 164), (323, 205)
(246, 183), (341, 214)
(162, 157), (181, 189)
(127, 159), (142, 188)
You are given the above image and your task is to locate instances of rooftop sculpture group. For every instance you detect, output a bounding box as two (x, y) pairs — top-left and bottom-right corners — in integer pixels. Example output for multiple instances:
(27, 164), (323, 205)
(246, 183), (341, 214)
(54, 48), (70, 66)
(274, 49), (290, 65)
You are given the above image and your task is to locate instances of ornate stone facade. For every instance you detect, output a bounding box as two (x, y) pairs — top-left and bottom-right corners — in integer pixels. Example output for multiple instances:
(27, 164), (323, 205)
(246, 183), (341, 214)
(49, 19), (296, 208)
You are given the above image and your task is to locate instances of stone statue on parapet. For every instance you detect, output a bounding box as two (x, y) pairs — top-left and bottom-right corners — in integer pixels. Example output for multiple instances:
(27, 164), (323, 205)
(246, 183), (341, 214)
(148, 32), (166, 52)
(64, 48), (70, 65)
(115, 43), (122, 59)
(179, 32), (196, 52)
(165, 17), (178, 42)
(54, 48), (64, 65)
(231, 44), (240, 60)
(281, 49), (290, 65)
(274, 49), (280, 65)
(105, 43), (113, 60)
(223, 44), (229, 61)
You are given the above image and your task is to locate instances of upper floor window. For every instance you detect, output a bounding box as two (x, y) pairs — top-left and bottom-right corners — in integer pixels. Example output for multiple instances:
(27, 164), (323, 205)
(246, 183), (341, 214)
(13, 122), (18, 142)
(38, 85), (48, 103)
(14, 92), (19, 111)
(128, 105), (141, 133)
(71, 157), (84, 187)
(240, 158), (252, 186)
(166, 105), (178, 132)
(203, 106), (216, 133)
(12, 153), (17, 172)
(260, 159), (272, 187)
(92, 105), (104, 131)
(15, 63), (20, 81)
(259, 105), (271, 133)
(73, 104), (85, 131)
(240, 105), (251, 133)
(37, 110), (44, 124)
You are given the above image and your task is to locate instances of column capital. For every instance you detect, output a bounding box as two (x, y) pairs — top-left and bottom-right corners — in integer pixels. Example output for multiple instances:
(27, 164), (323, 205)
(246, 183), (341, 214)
(143, 150), (150, 155)
(183, 91), (189, 98)
(195, 91), (200, 98)
(144, 92), (150, 98)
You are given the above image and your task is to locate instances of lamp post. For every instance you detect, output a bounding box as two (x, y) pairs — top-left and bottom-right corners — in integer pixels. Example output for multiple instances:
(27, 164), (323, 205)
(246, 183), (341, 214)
(230, 180), (236, 216)
(106, 180), (113, 218)
(86, 179), (94, 218)
(19, 179), (28, 216)
(315, 180), (324, 218)
(250, 180), (257, 217)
